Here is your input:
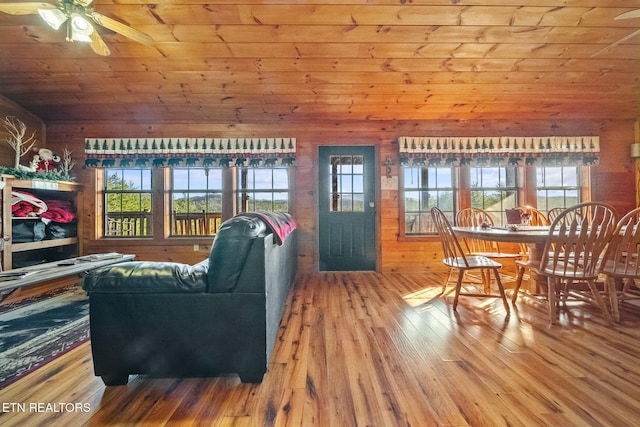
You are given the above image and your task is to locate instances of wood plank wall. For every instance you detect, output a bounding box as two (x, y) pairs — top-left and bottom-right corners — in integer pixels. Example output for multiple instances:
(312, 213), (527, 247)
(0, 94), (46, 168)
(44, 119), (636, 274)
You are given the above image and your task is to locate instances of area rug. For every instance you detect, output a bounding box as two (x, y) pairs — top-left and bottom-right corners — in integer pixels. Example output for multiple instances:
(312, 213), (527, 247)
(0, 285), (89, 390)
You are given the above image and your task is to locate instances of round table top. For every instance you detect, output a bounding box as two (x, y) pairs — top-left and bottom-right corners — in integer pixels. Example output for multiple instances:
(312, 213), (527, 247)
(452, 226), (551, 244)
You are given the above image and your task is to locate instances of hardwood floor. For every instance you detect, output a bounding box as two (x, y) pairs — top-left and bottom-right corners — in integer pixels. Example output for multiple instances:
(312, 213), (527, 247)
(2, 271), (640, 426)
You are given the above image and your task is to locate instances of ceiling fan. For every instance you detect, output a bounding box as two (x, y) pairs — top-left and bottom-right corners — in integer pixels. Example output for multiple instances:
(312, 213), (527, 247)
(591, 9), (640, 56)
(615, 9), (640, 20)
(0, 0), (153, 56)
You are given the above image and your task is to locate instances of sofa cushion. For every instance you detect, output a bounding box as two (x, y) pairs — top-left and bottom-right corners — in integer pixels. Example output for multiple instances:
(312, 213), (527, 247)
(83, 260), (208, 294)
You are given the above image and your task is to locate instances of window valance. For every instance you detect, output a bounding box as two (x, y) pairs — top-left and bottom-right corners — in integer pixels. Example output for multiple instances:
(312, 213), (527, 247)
(84, 137), (296, 168)
(398, 136), (599, 167)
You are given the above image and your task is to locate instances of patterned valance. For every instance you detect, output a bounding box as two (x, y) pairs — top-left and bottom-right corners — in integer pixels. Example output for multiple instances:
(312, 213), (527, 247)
(84, 137), (296, 168)
(398, 136), (599, 167)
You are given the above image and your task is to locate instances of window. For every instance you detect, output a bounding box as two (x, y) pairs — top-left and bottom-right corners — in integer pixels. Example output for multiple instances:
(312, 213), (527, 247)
(404, 166), (454, 234)
(470, 167), (518, 226)
(237, 167), (289, 212)
(536, 166), (581, 212)
(171, 168), (223, 236)
(104, 168), (152, 237)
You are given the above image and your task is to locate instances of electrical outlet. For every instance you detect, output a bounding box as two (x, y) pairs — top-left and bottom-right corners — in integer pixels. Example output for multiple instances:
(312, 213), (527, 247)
(193, 244), (199, 251)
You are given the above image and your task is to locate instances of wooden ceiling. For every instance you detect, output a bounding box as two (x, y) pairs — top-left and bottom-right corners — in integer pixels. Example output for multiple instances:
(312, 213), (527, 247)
(0, 0), (638, 124)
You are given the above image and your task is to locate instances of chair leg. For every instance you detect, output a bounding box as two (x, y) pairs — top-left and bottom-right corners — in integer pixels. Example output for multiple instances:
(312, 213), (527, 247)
(548, 277), (558, 324)
(453, 270), (464, 311)
(620, 277), (635, 305)
(480, 270), (491, 294)
(512, 264), (525, 304)
(483, 270), (495, 295)
(561, 279), (573, 303)
(607, 277), (621, 323)
(586, 279), (613, 325)
(442, 268), (453, 294)
(492, 268), (510, 314)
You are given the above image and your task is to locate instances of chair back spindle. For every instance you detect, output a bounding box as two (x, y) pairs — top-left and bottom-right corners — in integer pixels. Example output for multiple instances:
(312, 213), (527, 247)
(547, 207), (564, 223)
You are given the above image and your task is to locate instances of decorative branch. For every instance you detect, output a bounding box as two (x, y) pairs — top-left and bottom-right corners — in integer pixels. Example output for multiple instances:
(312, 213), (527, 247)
(1, 116), (38, 169)
(58, 146), (76, 179)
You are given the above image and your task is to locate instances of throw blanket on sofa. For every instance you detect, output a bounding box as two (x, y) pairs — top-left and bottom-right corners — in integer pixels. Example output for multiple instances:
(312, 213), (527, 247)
(242, 212), (297, 245)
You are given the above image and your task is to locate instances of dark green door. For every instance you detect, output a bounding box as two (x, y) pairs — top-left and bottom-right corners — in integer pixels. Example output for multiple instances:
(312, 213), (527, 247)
(319, 146), (376, 271)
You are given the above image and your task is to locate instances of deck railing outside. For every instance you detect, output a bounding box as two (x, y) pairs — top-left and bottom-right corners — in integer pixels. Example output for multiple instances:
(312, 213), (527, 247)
(106, 213), (153, 237)
(172, 211), (222, 236)
(105, 212), (222, 237)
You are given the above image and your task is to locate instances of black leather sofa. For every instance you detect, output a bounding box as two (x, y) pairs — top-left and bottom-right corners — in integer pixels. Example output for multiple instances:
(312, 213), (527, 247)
(82, 212), (297, 385)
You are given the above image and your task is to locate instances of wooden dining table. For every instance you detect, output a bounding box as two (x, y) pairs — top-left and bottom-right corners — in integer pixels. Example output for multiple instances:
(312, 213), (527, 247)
(452, 225), (551, 292)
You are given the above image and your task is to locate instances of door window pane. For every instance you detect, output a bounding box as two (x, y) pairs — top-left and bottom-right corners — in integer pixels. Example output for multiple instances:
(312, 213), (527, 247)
(330, 155), (364, 212)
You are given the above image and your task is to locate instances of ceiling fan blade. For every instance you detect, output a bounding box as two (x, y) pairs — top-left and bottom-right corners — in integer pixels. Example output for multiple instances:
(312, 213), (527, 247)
(89, 11), (153, 46)
(89, 30), (111, 56)
(591, 28), (640, 56)
(615, 9), (640, 20)
(0, 2), (56, 15)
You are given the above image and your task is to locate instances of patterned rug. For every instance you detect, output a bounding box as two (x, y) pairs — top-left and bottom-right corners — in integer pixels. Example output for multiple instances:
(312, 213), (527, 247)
(0, 285), (89, 390)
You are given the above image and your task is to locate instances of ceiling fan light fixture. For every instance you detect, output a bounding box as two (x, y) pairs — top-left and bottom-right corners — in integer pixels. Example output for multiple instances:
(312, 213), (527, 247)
(38, 8), (67, 30)
(69, 12), (94, 42)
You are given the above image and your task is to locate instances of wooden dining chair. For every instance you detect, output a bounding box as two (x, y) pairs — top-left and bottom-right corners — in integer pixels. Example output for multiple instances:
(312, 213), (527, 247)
(535, 202), (617, 324)
(512, 206), (550, 303)
(600, 207), (640, 322)
(521, 206), (549, 227)
(431, 207), (510, 314)
(456, 207), (520, 258)
(456, 207), (520, 292)
(547, 207), (564, 223)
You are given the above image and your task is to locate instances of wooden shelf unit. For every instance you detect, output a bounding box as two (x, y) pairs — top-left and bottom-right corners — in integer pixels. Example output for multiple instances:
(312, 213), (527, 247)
(1, 175), (82, 270)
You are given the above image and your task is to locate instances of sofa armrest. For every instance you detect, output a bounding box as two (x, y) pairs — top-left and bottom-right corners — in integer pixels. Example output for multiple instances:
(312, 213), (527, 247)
(208, 215), (267, 292)
(83, 260), (208, 294)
